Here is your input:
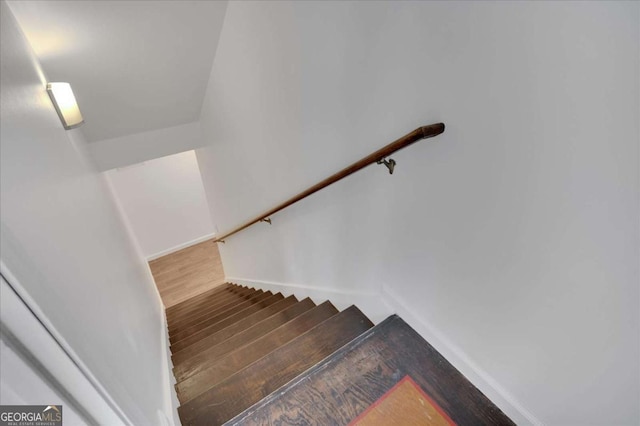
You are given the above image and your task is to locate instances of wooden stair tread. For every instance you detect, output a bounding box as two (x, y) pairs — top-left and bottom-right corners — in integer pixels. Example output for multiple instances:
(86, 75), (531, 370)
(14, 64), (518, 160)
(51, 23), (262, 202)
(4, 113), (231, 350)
(170, 291), (272, 343)
(168, 289), (245, 325)
(173, 297), (317, 381)
(166, 284), (241, 319)
(167, 285), (252, 322)
(167, 288), (252, 328)
(174, 300), (338, 402)
(168, 288), (264, 335)
(178, 305), (374, 425)
(165, 283), (231, 316)
(170, 293), (285, 352)
(232, 315), (515, 426)
(171, 295), (301, 365)
(169, 290), (264, 337)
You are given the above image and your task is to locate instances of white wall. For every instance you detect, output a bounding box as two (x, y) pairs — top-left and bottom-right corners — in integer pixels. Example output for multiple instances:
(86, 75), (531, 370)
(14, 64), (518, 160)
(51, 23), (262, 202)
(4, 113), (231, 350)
(196, 2), (639, 425)
(106, 150), (215, 260)
(0, 2), (176, 424)
(0, 338), (86, 425)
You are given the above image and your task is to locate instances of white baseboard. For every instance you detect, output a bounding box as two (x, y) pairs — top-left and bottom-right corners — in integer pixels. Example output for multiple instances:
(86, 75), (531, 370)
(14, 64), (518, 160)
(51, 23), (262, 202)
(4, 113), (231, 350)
(147, 233), (216, 261)
(226, 275), (542, 426)
(380, 284), (542, 426)
(226, 277), (393, 324)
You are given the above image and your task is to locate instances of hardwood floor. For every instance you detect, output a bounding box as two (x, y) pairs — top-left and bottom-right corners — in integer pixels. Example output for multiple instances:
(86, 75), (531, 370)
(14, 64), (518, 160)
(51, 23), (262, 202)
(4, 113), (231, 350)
(149, 240), (225, 308)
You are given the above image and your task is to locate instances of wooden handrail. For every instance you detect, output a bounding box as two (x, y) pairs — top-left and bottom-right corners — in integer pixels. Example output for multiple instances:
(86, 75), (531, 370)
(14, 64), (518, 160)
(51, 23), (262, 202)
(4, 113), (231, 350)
(214, 122), (445, 242)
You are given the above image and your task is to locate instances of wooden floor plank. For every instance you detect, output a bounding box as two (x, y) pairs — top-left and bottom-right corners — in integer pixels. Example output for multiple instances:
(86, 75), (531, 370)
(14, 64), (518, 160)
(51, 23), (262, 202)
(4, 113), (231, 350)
(232, 315), (515, 426)
(170, 293), (285, 352)
(174, 301), (337, 401)
(178, 305), (373, 425)
(170, 295), (303, 365)
(149, 240), (225, 308)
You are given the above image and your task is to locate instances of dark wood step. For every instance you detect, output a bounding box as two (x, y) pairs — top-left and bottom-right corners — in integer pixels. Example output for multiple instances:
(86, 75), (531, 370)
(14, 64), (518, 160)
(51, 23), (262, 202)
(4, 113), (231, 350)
(168, 291), (248, 330)
(167, 283), (241, 315)
(173, 297), (316, 382)
(169, 288), (262, 335)
(170, 291), (271, 344)
(167, 286), (254, 326)
(170, 293), (285, 352)
(174, 299), (332, 393)
(178, 305), (373, 425)
(165, 283), (232, 316)
(232, 315), (515, 426)
(168, 288), (263, 334)
(166, 284), (243, 321)
(171, 295), (302, 364)
(168, 290), (255, 328)
(167, 288), (238, 323)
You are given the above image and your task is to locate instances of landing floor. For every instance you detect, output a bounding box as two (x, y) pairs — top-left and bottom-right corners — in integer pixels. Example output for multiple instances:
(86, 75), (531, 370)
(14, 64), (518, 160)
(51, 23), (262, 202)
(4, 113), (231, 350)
(149, 240), (225, 308)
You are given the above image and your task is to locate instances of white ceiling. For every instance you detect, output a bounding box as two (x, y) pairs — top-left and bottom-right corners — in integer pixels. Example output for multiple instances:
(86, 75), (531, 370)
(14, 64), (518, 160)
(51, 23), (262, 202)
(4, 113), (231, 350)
(8, 0), (227, 142)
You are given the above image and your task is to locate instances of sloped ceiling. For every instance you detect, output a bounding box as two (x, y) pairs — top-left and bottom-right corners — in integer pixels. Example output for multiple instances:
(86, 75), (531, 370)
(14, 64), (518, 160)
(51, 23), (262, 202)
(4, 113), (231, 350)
(8, 0), (227, 142)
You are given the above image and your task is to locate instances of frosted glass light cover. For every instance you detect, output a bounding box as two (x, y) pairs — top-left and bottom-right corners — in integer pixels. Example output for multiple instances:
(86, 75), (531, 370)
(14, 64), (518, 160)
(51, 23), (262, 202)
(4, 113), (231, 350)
(46, 82), (84, 129)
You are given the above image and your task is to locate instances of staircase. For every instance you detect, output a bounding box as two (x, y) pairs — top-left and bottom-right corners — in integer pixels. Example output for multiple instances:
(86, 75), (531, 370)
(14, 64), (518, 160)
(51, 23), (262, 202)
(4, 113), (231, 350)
(168, 283), (514, 425)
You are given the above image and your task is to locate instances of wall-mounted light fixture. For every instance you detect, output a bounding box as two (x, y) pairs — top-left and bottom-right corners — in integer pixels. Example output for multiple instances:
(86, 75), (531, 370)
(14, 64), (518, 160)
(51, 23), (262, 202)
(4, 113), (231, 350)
(46, 82), (84, 129)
